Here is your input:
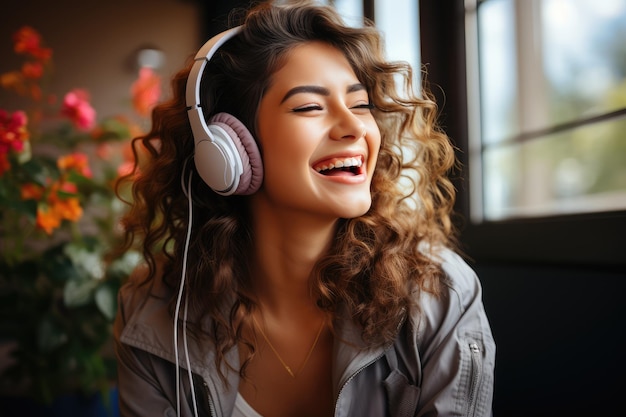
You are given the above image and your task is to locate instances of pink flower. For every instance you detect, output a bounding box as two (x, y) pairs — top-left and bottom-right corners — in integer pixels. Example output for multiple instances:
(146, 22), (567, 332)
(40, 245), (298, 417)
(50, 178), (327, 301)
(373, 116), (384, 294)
(117, 161), (135, 177)
(131, 67), (161, 117)
(61, 89), (96, 131)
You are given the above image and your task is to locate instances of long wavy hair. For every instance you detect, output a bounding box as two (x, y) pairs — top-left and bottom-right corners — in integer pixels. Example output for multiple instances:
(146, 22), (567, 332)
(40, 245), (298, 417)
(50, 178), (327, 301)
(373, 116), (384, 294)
(118, 0), (458, 377)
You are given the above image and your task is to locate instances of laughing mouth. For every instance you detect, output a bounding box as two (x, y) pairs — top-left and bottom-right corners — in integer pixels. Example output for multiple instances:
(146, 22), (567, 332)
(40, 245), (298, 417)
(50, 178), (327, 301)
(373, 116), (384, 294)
(313, 156), (364, 176)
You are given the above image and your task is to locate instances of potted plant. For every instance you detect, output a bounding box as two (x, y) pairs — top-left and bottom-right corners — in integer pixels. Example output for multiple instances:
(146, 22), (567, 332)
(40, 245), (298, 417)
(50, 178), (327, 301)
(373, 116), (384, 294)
(0, 26), (159, 413)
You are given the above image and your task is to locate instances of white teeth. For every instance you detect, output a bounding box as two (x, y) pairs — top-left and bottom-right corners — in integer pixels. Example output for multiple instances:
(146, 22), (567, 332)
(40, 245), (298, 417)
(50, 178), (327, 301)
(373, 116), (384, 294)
(315, 156), (363, 172)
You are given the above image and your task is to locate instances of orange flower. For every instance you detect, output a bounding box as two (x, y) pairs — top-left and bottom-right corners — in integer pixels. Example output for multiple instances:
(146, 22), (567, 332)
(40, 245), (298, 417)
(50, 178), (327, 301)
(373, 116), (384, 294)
(57, 152), (92, 178)
(131, 67), (161, 117)
(34, 183), (83, 234)
(13, 26), (52, 62)
(61, 89), (96, 131)
(54, 197), (83, 222)
(0, 71), (25, 94)
(36, 205), (62, 235)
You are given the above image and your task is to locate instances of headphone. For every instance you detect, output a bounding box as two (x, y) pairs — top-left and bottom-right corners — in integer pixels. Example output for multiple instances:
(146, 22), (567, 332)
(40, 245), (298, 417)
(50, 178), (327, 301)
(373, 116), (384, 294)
(177, 27), (267, 417)
(185, 26), (263, 196)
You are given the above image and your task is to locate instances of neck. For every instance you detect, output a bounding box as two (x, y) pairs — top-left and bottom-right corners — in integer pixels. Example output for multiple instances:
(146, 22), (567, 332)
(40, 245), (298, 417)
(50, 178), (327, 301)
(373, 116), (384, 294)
(249, 196), (338, 316)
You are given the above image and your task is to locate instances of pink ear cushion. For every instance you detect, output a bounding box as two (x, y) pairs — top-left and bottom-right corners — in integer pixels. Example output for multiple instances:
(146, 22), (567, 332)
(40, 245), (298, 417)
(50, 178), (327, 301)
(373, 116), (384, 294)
(208, 113), (263, 195)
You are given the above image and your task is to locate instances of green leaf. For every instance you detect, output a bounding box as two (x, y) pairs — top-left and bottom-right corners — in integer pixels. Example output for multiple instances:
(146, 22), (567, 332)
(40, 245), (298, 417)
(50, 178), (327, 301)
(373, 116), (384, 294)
(22, 157), (59, 185)
(107, 250), (141, 280)
(63, 242), (106, 280)
(94, 117), (132, 142)
(94, 284), (117, 321)
(63, 277), (98, 308)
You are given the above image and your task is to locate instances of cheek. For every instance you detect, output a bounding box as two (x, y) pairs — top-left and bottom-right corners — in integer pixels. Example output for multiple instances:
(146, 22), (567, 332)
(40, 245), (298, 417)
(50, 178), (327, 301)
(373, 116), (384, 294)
(368, 126), (382, 164)
(259, 119), (318, 167)
(259, 134), (312, 189)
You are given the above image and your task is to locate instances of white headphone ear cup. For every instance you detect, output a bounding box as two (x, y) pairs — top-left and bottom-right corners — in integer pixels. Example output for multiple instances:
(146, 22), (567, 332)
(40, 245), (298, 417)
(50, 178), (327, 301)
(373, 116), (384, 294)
(209, 113), (263, 195)
(194, 123), (243, 195)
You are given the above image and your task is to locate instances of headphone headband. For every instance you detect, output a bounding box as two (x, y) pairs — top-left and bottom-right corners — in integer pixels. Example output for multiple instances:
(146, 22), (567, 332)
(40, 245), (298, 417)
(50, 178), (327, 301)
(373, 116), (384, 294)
(185, 26), (243, 110)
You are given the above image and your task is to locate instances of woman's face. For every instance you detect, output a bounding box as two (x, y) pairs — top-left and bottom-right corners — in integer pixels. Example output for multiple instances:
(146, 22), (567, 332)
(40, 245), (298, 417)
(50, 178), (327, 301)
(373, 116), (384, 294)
(255, 41), (381, 221)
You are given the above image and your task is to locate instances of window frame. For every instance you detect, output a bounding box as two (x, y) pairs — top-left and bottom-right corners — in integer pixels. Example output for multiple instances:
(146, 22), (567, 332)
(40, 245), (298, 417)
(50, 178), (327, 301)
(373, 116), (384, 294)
(419, 0), (626, 268)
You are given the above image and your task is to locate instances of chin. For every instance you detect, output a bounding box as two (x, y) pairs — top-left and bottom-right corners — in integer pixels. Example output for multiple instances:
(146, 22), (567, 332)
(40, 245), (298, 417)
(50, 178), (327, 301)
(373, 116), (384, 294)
(338, 198), (372, 219)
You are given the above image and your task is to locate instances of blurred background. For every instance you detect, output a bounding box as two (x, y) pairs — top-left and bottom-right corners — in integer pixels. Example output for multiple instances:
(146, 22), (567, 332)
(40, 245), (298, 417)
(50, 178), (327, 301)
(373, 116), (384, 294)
(1, 0), (624, 416)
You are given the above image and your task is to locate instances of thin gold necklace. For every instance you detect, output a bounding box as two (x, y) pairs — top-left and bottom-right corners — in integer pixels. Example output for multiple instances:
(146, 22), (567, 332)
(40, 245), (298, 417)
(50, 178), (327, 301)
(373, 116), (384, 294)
(252, 314), (325, 378)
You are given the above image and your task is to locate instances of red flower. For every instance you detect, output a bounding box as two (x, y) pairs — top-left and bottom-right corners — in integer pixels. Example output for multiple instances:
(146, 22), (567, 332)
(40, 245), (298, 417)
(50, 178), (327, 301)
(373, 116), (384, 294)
(0, 110), (29, 167)
(131, 67), (161, 117)
(20, 183), (44, 200)
(61, 89), (96, 131)
(21, 61), (44, 79)
(12, 26), (52, 62)
(0, 154), (10, 176)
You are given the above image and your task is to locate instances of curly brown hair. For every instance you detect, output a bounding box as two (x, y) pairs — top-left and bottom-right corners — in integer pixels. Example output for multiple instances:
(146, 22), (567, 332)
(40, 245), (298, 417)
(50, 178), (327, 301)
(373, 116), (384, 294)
(118, 0), (458, 377)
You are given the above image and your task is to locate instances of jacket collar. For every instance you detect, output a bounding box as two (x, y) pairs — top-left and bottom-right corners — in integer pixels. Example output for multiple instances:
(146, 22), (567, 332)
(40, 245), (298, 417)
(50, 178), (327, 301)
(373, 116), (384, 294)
(119, 279), (400, 416)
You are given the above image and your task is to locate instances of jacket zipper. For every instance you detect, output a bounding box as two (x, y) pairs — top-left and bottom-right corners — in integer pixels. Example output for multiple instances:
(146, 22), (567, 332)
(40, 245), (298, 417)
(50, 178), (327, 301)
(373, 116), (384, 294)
(333, 349), (387, 417)
(334, 314), (406, 416)
(466, 342), (482, 417)
(202, 380), (217, 417)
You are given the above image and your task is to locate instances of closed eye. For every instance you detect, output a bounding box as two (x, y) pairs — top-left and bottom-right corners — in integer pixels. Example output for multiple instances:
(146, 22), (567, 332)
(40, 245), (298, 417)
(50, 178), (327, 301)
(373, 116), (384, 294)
(350, 103), (375, 114)
(351, 103), (375, 110)
(291, 104), (323, 113)
(291, 102), (374, 113)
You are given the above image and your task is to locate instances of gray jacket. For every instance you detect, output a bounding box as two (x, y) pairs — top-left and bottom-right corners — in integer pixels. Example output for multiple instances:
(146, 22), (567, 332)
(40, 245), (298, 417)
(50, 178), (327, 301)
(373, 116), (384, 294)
(114, 248), (495, 417)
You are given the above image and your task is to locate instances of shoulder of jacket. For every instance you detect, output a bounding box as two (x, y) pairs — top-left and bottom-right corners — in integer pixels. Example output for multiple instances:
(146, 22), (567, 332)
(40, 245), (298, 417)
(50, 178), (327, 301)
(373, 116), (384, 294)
(421, 246), (480, 309)
(437, 247), (481, 310)
(407, 246), (482, 337)
(119, 259), (172, 312)
(116, 259), (175, 350)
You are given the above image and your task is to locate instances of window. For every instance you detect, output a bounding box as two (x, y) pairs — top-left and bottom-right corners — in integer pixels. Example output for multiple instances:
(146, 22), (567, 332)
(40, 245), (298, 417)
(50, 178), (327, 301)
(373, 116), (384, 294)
(466, 0), (626, 222)
(419, 0), (625, 265)
(320, 0), (420, 73)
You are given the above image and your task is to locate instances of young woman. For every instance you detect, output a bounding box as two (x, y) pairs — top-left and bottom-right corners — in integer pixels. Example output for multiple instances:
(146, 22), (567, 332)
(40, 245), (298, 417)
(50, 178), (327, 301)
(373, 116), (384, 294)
(113, 1), (495, 416)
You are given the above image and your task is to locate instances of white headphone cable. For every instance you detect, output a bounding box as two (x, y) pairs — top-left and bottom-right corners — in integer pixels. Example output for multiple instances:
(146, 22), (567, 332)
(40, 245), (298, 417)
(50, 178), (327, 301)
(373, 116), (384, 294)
(174, 165), (199, 417)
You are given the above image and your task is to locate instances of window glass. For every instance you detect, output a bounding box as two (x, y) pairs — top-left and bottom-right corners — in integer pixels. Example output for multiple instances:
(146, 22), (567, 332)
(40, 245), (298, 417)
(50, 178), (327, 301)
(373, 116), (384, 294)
(375, 0), (421, 203)
(471, 0), (626, 220)
(311, 0), (363, 27)
(376, 0), (420, 69)
(478, 0), (518, 145)
(484, 117), (626, 219)
(542, 0), (626, 126)
(332, 0), (364, 27)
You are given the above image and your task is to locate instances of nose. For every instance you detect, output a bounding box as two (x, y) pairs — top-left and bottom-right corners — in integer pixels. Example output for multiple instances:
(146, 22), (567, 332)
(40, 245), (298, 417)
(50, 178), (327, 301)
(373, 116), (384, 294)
(329, 106), (367, 141)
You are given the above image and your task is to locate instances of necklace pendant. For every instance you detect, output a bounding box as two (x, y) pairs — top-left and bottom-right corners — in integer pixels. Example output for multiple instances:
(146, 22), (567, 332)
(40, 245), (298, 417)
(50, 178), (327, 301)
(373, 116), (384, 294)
(253, 314), (325, 380)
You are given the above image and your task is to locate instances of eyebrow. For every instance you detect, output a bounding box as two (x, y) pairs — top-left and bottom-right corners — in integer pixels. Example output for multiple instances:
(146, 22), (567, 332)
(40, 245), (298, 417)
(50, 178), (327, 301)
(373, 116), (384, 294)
(280, 83), (366, 104)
